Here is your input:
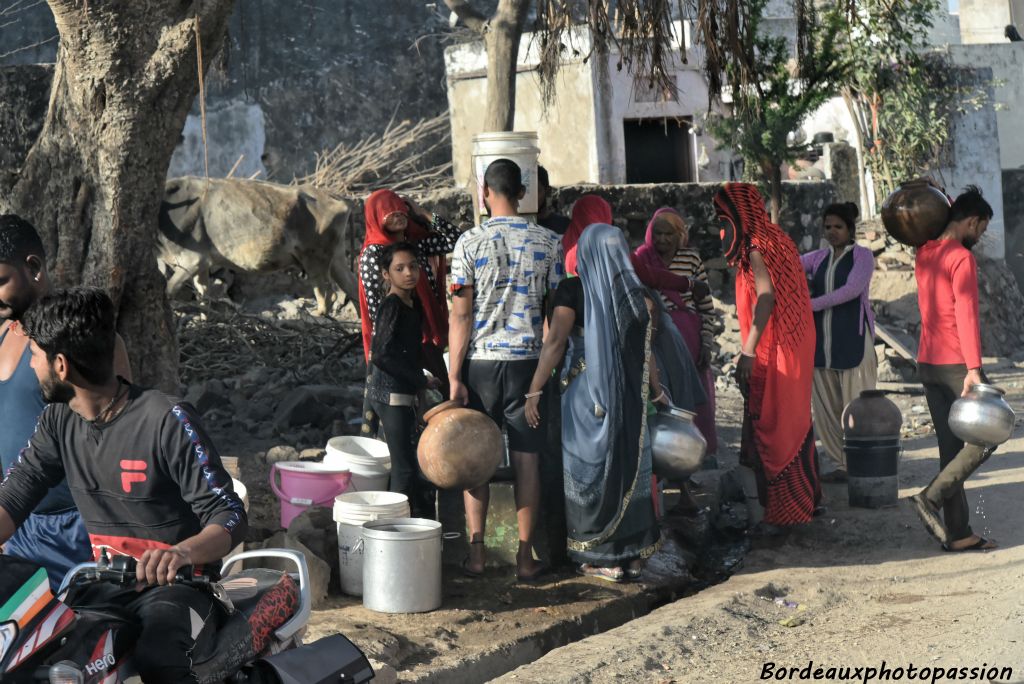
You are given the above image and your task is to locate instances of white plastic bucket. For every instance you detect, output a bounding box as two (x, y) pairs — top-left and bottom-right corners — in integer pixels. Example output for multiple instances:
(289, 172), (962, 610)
(362, 518), (444, 613)
(472, 132), (540, 219)
(333, 491), (410, 596)
(325, 436), (391, 492)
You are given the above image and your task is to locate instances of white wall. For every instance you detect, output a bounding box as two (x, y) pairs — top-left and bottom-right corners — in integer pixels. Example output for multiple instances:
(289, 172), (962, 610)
(950, 43), (1024, 169)
(168, 101), (268, 180)
(958, 0), (1015, 43)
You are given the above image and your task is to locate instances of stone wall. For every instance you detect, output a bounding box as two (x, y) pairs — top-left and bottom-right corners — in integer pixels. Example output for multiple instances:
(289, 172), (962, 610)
(0, 1), (455, 182)
(1003, 168), (1024, 294)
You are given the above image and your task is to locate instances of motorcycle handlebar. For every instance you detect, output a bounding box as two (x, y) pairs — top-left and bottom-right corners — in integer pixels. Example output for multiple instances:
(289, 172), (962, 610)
(61, 555), (205, 592)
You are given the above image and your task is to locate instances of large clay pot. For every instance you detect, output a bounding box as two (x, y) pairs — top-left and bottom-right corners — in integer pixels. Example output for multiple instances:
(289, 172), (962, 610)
(417, 400), (503, 490)
(880, 179), (951, 247)
(842, 389), (903, 440)
(650, 406), (707, 479)
(949, 384), (1016, 447)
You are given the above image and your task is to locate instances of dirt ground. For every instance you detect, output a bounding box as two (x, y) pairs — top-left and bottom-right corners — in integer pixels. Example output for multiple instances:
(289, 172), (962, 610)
(493, 365), (1024, 684)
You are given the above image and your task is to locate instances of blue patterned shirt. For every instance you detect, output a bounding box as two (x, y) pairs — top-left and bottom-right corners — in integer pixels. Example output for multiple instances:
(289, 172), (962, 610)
(450, 216), (564, 360)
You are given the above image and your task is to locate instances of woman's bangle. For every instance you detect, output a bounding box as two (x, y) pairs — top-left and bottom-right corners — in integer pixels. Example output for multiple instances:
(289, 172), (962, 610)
(740, 349), (756, 359)
(652, 391), (666, 403)
(525, 390), (543, 399)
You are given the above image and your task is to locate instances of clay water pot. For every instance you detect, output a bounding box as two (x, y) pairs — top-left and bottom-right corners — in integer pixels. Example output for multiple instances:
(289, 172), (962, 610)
(842, 389), (903, 440)
(650, 406), (707, 479)
(880, 179), (951, 247)
(949, 384), (1016, 447)
(417, 400), (503, 490)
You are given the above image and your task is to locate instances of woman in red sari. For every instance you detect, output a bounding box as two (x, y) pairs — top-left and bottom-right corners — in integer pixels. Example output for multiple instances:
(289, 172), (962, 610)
(713, 183), (820, 531)
(562, 195), (613, 276)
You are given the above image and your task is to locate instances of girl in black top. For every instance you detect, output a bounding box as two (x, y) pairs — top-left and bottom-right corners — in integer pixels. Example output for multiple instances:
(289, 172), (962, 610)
(367, 242), (438, 518)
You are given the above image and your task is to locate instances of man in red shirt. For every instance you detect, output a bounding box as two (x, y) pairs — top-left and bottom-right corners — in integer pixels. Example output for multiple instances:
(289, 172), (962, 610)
(909, 186), (996, 552)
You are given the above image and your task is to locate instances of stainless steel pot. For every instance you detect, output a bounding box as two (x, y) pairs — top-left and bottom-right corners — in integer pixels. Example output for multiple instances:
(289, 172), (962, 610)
(650, 406), (707, 479)
(948, 383), (1016, 447)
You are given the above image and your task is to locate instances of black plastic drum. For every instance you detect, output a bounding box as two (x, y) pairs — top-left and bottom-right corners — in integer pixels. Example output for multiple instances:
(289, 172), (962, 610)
(844, 437), (901, 508)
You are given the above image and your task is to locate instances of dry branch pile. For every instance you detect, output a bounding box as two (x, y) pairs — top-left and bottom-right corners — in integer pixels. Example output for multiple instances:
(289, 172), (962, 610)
(296, 114), (452, 196)
(175, 302), (363, 387)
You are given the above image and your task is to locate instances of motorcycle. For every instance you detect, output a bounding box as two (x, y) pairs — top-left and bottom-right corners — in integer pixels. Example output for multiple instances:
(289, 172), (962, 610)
(0, 548), (375, 683)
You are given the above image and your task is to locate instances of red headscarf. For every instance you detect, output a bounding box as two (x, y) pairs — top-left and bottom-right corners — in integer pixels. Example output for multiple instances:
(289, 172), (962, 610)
(562, 195), (613, 276)
(358, 189), (448, 360)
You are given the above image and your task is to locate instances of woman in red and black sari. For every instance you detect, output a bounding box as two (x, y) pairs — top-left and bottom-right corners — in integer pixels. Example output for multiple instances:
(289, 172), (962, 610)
(713, 183), (820, 532)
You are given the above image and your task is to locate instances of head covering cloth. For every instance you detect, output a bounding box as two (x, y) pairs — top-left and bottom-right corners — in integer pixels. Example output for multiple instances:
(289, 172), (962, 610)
(561, 195), (613, 276)
(359, 189), (448, 353)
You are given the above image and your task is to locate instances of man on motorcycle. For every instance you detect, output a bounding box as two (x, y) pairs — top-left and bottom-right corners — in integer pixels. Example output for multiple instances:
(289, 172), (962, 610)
(0, 215), (132, 589)
(0, 287), (248, 684)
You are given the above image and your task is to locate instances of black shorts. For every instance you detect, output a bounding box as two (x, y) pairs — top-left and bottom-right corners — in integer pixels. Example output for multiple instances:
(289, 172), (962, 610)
(463, 358), (542, 453)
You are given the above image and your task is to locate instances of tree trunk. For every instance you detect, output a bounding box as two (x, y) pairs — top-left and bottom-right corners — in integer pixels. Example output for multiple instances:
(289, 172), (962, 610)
(0, 0), (235, 392)
(483, 0), (529, 132)
(765, 161), (783, 224)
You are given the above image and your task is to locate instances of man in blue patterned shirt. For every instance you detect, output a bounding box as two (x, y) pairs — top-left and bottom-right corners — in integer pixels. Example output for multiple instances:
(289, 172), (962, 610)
(449, 158), (563, 582)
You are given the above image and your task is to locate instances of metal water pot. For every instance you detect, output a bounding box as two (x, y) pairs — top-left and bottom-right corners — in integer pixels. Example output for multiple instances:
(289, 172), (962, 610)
(650, 406), (707, 479)
(948, 384), (1016, 447)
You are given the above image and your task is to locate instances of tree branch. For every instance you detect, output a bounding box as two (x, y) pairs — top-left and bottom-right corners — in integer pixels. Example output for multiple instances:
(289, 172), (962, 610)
(443, 0), (488, 34)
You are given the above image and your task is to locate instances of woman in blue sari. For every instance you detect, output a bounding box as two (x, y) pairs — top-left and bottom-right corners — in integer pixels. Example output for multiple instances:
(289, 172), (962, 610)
(524, 224), (703, 581)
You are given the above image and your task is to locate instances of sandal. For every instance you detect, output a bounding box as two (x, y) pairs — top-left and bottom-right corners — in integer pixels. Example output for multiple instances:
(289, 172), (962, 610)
(460, 540), (485, 578)
(625, 562), (644, 580)
(577, 564), (624, 583)
(515, 563), (551, 584)
(942, 536), (997, 552)
(820, 469), (848, 484)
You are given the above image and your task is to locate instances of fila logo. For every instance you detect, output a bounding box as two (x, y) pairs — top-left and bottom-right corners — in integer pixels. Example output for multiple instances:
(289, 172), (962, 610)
(120, 460), (148, 493)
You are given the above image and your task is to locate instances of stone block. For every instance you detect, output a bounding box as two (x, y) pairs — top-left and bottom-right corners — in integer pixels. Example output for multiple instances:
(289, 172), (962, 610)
(247, 531), (331, 609)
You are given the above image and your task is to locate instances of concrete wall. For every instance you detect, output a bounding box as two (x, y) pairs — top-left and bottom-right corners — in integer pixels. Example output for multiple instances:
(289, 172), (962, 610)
(950, 43), (1024, 170)
(958, 0), (1024, 43)
(445, 32), (600, 189)
(935, 65), (1005, 259)
(445, 24), (730, 190)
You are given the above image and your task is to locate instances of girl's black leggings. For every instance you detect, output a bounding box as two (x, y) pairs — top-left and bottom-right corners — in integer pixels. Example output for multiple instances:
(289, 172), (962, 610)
(369, 399), (436, 519)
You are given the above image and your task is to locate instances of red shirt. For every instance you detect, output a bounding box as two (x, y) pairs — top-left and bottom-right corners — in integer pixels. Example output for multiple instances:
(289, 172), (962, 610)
(915, 239), (982, 368)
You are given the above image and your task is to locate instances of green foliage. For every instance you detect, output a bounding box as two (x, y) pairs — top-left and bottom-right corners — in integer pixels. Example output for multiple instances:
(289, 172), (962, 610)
(700, 0), (848, 217)
(837, 0), (991, 199)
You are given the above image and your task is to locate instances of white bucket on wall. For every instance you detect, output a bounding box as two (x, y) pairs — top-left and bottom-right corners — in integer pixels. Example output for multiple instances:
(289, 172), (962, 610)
(472, 131), (540, 220)
(333, 492), (410, 596)
(324, 436), (391, 492)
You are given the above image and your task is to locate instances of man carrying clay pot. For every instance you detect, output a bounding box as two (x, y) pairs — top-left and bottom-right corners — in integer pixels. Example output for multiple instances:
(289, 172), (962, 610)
(909, 185), (997, 553)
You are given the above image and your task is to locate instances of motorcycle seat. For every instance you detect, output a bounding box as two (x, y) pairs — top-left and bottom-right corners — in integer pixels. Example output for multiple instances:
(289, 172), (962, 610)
(191, 569), (300, 683)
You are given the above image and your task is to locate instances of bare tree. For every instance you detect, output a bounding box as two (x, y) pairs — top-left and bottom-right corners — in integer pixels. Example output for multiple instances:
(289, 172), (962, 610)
(445, 0), (530, 132)
(0, 0), (235, 391)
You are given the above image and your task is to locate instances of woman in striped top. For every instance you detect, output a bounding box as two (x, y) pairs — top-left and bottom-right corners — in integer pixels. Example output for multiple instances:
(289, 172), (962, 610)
(632, 208), (719, 456)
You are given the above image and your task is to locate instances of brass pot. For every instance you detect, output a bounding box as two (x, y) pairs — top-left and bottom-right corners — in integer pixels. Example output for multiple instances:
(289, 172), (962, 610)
(880, 179), (951, 247)
(417, 400), (503, 490)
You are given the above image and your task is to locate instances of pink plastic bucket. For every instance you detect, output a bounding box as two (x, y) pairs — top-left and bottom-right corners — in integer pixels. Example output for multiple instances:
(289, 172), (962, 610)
(270, 461), (352, 528)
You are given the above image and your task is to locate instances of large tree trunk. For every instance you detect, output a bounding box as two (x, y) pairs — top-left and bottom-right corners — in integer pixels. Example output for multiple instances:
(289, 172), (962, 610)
(483, 0), (529, 132)
(0, 0), (234, 392)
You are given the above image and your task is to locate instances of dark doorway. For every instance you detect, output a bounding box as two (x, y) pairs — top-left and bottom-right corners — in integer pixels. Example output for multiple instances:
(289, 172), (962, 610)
(623, 117), (695, 183)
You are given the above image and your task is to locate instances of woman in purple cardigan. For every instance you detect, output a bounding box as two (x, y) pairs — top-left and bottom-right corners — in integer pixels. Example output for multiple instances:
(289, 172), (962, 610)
(800, 202), (877, 483)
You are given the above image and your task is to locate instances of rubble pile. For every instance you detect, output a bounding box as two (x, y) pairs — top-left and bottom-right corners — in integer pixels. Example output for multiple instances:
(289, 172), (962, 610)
(176, 297), (368, 452)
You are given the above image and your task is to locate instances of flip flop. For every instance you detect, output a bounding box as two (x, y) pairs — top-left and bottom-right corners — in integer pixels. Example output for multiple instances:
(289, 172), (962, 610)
(577, 564), (624, 583)
(942, 537), (997, 552)
(516, 564), (551, 584)
(908, 492), (949, 545)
